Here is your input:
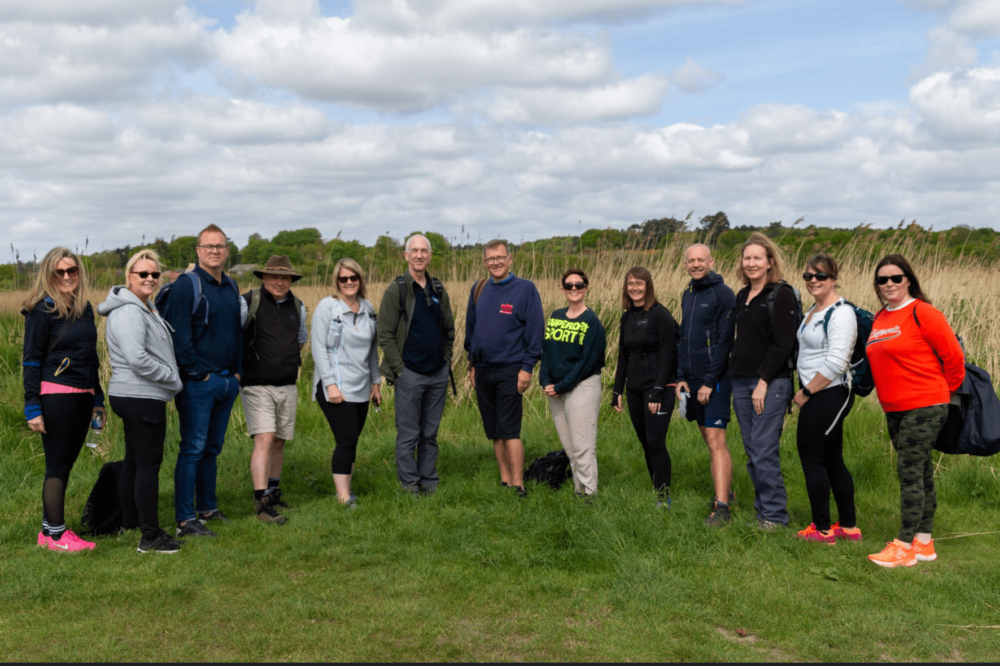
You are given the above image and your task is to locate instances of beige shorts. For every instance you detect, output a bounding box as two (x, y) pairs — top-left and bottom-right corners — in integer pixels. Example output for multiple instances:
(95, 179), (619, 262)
(241, 385), (298, 440)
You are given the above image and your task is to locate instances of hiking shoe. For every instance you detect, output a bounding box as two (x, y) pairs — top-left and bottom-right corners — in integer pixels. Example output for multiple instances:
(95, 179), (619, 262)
(138, 532), (182, 554)
(868, 540), (918, 568)
(797, 523), (836, 544)
(707, 491), (736, 511)
(198, 510), (230, 524)
(704, 502), (732, 526)
(514, 486), (528, 499)
(500, 481), (510, 488)
(913, 538), (937, 562)
(756, 519), (785, 532)
(268, 488), (292, 510)
(831, 522), (862, 542)
(656, 497), (672, 510)
(254, 498), (287, 525)
(177, 520), (216, 538)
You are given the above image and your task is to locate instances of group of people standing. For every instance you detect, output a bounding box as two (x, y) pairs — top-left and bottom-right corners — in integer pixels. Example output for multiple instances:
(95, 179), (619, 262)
(22, 227), (965, 568)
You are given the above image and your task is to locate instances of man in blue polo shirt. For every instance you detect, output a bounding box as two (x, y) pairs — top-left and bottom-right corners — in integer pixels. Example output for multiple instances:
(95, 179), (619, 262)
(164, 224), (242, 538)
(465, 239), (544, 497)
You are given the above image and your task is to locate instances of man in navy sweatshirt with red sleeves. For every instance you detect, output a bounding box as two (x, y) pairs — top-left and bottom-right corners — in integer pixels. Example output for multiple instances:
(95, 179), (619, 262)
(465, 239), (544, 496)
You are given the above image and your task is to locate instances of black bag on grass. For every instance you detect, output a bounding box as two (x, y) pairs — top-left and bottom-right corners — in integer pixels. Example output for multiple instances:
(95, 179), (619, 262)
(525, 450), (572, 490)
(81, 460), (124, 536)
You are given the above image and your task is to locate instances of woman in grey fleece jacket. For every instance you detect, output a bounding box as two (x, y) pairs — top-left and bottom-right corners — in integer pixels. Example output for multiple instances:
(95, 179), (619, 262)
(97, 250), (183, 554)
(311, 258), (381, 507)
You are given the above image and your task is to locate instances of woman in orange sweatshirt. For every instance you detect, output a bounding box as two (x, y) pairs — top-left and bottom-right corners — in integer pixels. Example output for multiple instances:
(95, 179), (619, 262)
(865, 254), (965, 568)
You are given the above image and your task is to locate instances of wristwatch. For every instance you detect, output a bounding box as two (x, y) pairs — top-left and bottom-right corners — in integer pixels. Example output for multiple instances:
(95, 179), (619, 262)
(801, 387), (812, 397)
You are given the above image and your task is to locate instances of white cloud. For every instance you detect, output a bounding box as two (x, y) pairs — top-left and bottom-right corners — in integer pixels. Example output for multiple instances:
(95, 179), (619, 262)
(0, 0), (184, 25)
(489, 75), (669, 124)
(671, 58), (725, 93)
(949, 0), (1000, 37)
(911, 67), (1000, 143)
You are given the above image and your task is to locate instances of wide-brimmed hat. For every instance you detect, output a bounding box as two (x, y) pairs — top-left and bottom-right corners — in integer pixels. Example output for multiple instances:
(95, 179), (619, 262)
(254, 255), (303, 282)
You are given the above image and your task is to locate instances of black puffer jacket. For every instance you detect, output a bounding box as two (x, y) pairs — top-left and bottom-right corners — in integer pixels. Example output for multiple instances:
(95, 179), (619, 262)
(612, 303), (678, 403)
(22, 297), (104, 420)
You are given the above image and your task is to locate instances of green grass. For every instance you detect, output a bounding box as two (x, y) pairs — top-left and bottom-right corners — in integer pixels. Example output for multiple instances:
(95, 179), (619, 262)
(1, 313), (999, 662)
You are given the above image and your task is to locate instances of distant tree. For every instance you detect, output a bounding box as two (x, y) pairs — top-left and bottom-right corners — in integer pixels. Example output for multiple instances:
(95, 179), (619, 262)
(699, 212), (731, 244)
(272, 228), (322, 247)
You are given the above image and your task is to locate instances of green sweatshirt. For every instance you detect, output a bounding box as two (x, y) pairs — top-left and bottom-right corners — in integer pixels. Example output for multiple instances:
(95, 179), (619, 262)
(539, 307), (606, 395)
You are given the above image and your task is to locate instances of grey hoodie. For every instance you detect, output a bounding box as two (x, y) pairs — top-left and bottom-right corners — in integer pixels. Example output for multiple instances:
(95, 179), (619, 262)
(97, 286), (183, 401)
(311, 296), (380, 403)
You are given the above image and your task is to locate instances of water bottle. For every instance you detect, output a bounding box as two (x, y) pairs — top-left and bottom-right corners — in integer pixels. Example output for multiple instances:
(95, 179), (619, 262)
(85, 411), (104, 449)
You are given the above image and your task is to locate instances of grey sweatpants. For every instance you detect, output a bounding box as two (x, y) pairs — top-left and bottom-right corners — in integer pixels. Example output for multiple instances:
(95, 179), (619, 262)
(732, 377), (791, 525)
(394, 363), (450, 491)
(548, 374), (601, 495)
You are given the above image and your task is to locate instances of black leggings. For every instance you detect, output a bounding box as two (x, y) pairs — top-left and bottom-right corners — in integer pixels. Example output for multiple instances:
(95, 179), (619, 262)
(40, 393), (93, 530)
(110, 396), (167, 541)
(626, 389), (674, 494)
(796, 385), (856, 531)
(316, 383), (370, 475)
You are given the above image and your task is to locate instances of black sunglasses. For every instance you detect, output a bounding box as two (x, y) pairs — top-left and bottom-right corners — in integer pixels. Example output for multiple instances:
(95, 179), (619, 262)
(131, 271), (161, 280)
(876, 274), (906, 286)
(563, 281), (587, 291)
(802, 272), (831, 282)
(54, 267), (79, 278)
(338, 274), (360, 284)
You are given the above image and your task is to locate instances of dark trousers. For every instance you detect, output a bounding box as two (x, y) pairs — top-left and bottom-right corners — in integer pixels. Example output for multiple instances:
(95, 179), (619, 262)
(394, 363), (449, 491)
(110, 396), (167, 541)
(316, 383), (370, 475)
(796, 385), (856, 531)
(732, 377), (791, 525)
(886, 405), (948, 543)
(626, 389), (674, 494)
(40, 393), (92, 529)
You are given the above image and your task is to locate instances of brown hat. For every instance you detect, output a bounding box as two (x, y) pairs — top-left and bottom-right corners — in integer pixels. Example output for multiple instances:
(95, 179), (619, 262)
(254, 255), (303, 282)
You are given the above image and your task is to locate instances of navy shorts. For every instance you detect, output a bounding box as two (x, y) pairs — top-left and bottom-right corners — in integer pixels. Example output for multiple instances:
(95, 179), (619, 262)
(686, 378), (732, 429)
(474, 364), (524, 440)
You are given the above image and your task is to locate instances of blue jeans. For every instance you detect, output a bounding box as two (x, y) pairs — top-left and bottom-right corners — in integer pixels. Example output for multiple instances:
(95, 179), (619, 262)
(732, 377), (791, 525)
(174, 373), (239, 522)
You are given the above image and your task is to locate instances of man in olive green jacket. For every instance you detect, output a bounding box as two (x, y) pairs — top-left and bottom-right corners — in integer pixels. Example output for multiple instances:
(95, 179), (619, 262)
(377, 234), (456, 493)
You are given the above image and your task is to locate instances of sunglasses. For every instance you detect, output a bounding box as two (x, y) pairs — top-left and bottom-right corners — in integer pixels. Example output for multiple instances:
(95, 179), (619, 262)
(802, 272), (831, 282)
(338, 274), (360, 284)
(131, 271), (161, 280)
(876, 274), (906, 286)
(563, 281), (587, 291)
(54, 267), (80, 278)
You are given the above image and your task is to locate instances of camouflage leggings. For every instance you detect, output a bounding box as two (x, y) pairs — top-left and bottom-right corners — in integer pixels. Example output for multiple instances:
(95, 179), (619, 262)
(886, 405), (948, 543)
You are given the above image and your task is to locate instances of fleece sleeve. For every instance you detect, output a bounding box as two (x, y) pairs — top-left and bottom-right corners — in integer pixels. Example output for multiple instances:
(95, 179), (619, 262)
(817, 304), (857, 382)
(704, 286), (737, 386)
(310, 299), (338, 391)
(111, 308), (178, 384)
(649, 307), (678, 403)
(612, 315), (628, 401)
(757, 287), (799, 384)
(917, 302), (966, 391)
(21, 307), (49, 421)
(464, 282), (478, 363)
(520, 285), (545, 372)
(164, 275), (209, 381)
(377, 282), (405, 378)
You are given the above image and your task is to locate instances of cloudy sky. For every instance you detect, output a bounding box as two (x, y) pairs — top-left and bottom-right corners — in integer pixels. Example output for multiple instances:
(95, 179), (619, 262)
(2, 0), (1000, 255)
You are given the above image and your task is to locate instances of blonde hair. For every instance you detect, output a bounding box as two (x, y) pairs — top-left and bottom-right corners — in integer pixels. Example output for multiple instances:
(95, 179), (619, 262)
(125, 249), (164, 275)
(737, 232), (784, 286)
(22, 247), (88, 319)
(332, 258), (367, 300)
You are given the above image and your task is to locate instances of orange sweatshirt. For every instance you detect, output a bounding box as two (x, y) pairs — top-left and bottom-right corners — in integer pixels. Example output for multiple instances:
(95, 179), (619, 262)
(866, 300), (965, 413)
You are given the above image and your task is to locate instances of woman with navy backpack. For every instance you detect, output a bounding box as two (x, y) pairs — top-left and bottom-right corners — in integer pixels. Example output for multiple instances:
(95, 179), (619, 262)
(792, 253), (860, 544)
(23, 247), (105, 552)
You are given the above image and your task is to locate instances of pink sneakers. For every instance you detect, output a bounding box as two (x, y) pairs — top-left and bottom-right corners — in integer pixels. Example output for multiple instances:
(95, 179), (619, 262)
(797, 523), (836, 544)
(37, 530), (96, 552)
(831, 522), (863, 542)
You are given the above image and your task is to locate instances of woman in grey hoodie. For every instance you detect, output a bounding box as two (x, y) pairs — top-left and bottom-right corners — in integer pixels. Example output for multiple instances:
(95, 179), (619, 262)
(98, 250), (184, 554)
(311, 258), (381, 508)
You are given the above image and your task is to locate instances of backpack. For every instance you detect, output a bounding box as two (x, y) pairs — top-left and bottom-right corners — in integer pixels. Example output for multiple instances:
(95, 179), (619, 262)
(524, 450), (572, 490)
(80, 460), (125, 536)
(155, 271), (239, 330)
(394, 275), (457, 395)
(934, 364), (1000, 457)
(819, 300), (876, 397)
(472, 278), (488, 306)
(737, 280), (802, 370)
(244, 287), (303, 331)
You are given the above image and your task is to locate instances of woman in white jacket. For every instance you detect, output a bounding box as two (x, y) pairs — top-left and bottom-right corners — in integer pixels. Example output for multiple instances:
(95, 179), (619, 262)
(311, 258), (381, 508)
(98, 249), (183, 554)
(792, 253), (860, 544)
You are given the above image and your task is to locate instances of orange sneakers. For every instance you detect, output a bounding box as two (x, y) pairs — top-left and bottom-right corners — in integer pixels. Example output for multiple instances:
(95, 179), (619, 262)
(831, 522), (862, 542)
(868, 539), (918, 568)
(913, 538), (937, 562)
(797, 523), (836, 544)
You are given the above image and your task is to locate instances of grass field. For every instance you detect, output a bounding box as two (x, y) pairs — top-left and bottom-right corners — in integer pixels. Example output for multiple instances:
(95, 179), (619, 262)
(1, 245), (1000, 662)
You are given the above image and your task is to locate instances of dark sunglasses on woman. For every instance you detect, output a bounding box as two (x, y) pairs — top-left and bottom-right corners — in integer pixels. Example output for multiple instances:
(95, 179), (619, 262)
(563, 281), (587, 291)
(54, 267), (80, 278)
(876, 274), (905, 286)
(802, 272), (831, 282)
(338, 274), (360, 284)
(131, 271), (161, 279)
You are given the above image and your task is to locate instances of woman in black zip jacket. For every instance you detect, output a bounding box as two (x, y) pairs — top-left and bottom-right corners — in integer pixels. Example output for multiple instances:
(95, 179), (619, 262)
(612, 266), (679, 506)
(22, 247), (105, 552)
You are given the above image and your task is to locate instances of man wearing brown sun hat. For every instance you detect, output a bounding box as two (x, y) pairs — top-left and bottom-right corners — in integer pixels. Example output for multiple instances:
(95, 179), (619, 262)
(239, 255), (308, 524)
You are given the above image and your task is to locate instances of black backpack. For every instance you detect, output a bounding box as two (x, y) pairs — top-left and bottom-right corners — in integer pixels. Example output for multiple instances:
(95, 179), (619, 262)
(934, 364), (1000, 457)
(524, 450), (572, 490)
(81, 460), (124, 536)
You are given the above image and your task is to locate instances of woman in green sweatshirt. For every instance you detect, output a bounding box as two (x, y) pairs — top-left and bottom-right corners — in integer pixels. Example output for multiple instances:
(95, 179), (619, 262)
(540, 268), (607, 497)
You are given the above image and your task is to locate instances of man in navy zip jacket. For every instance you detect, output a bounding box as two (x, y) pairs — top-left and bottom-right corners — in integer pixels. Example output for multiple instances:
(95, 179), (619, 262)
(164, 224), (242, 539)
(676, 244), (737, 525)
(465, 239), (544, 496)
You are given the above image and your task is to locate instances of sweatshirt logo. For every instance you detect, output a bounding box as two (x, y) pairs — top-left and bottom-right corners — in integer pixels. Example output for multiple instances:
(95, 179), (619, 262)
(867, 325), (901, 346)
(500, 303), (513, 315)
